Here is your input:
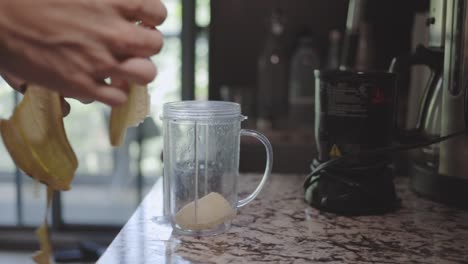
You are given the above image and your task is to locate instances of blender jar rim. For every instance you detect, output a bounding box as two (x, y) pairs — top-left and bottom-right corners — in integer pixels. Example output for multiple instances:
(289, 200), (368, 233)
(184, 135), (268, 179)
(161, 100), (245, 121)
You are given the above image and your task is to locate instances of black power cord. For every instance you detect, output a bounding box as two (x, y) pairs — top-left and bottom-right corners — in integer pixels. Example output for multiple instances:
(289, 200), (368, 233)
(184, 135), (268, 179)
(304, 128), (468, 215)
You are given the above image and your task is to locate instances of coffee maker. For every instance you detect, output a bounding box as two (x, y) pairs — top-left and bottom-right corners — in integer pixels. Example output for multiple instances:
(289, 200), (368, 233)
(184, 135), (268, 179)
(406, 0), (468, 208)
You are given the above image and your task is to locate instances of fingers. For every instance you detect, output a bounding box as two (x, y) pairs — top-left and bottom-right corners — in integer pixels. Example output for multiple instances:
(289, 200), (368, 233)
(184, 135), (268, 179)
(64, 56), (154, 106)
(116, 58), (157, 84)
(93, 85), (128, 106)
(68, 85), (128, 106)
(77, 98), (95, 104)
(111, 77), (130, 93)
(94, 57), (156, 85)
(61, 76), (128, 107)
(104, 0), (165, 70)
(91, 61), (152, 105)
(60, 97), (71, 117)
(110, 24), (163, 58)
(112, 0), (167, 27)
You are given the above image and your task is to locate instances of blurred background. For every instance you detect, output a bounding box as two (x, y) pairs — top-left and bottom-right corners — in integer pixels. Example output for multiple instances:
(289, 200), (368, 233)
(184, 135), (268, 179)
(0, 0), (431, 262)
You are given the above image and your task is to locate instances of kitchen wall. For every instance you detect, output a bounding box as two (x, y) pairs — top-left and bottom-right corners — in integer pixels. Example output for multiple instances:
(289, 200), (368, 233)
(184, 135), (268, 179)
(208, 0), (428, 173)
(209, 0), (348, 101)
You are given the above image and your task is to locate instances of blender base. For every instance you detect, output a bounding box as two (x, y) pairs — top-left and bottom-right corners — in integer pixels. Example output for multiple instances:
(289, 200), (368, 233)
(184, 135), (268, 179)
(304, 162), (400, 216)
(410, 162), (468, 209)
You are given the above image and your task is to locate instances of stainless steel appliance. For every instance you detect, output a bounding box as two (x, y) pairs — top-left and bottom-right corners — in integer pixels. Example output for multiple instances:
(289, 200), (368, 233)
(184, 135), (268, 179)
(409, 0), (468, 208)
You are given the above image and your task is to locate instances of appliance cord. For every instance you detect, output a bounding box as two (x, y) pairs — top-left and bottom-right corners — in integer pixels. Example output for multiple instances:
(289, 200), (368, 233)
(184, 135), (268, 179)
(304, 128), (468, 191)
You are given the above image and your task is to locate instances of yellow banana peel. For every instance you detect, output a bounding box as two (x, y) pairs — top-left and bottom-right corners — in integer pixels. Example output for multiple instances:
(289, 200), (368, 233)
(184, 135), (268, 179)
(0, 85), (78, 190)
(32, 187), (54, 264)
(0, 85), (77, 264)
(0, 83), (150, 264)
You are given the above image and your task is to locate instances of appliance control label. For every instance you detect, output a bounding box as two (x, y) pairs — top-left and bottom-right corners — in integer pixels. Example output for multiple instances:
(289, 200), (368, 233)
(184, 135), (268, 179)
(325, 82), (368, 117)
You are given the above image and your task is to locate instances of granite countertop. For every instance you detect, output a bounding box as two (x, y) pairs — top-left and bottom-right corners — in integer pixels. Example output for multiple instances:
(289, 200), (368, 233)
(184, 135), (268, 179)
(97, 174), (468, 264)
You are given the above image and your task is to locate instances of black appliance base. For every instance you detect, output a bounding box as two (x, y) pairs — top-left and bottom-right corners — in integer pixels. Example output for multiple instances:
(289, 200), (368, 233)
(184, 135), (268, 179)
(410, 162), (468, 209)
(304, 164), (400, 216)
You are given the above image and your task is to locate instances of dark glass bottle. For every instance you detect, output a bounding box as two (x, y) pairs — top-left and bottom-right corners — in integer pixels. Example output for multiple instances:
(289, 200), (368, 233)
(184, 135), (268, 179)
(288, 32), (320, 128)
(325, 29), (341, 70)
(256, 9), (288, 130)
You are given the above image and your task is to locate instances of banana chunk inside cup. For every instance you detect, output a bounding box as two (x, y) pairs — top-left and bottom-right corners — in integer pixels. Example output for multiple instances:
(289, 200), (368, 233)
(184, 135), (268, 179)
(175, 192), (236, 230)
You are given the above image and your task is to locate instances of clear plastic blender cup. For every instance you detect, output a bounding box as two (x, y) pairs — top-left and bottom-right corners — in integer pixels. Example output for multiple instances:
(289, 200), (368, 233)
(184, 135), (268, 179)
(161, 101), (273, 236)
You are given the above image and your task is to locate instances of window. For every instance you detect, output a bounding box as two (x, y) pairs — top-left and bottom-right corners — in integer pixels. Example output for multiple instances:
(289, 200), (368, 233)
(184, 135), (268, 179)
(195, 0), (211, 100)
(0, 84), (16, 226)
(0, 0), (211, 230)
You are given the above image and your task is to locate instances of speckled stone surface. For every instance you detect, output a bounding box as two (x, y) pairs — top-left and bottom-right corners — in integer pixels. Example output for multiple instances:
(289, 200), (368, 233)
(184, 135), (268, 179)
(97, 174), (468, 264)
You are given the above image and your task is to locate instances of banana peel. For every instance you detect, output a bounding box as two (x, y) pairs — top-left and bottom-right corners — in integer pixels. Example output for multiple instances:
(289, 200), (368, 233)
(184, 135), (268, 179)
(0, 85), (78, 190)
(32, 187), (54, 264)
(0, 85), (78, 264)
(0, 82), (150, 264)
(109, 83), (150, 146)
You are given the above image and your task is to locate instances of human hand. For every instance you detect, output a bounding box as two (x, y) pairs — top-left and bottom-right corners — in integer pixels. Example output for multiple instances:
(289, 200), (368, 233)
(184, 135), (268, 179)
(0, 0), (167, 106)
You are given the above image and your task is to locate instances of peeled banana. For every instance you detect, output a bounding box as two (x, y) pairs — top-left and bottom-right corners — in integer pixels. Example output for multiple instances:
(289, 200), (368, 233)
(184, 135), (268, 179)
(175, 192), (236, 230)
(109, 83), (150, 146)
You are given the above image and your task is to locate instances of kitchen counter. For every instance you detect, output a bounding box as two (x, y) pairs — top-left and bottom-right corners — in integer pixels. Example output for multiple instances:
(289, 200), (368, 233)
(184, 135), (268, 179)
(97, 174), (468, 264)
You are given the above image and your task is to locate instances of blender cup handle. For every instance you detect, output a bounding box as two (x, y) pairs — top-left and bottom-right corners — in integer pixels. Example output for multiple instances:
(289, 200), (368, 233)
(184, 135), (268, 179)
(237, 129), (273, 208)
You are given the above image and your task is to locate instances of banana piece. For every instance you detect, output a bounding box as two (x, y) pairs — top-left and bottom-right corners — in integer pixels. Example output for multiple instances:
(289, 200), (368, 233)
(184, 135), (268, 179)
(175, 192), (236, 230)
(109, 83), (150, 146)
(0, 85), (78, 190)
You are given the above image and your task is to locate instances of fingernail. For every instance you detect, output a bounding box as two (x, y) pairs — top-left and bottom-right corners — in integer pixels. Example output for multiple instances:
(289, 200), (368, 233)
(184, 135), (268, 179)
(79, 99), (95, 104)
